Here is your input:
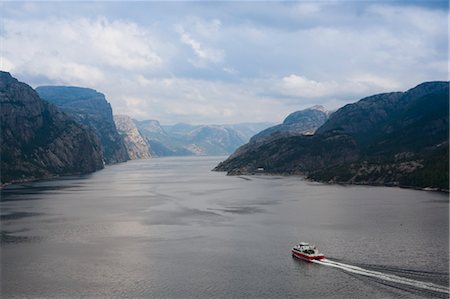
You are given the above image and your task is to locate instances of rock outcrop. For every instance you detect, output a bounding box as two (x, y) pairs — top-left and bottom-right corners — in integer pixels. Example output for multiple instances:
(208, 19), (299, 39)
(36, 86), (129, 164)
(114, 115), (152, 160)
(1, 72), (104, 184)
(215, 82), (449, 191)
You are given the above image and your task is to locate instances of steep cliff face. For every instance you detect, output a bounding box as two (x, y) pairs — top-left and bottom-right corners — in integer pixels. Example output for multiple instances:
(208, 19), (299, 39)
(215, 82), (449, 190)
(36, 86), (129, 164)
(113, 115), (152, 160)
(0, 72), (104, 184)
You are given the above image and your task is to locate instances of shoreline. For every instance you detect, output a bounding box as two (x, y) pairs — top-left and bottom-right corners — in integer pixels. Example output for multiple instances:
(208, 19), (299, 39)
(0, 169), (103, 190)
(218, 170), (450, 194)
(3, 165), (448, 194)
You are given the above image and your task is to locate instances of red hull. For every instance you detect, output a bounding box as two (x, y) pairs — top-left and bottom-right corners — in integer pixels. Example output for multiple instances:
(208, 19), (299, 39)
(292, 249), (324, 261)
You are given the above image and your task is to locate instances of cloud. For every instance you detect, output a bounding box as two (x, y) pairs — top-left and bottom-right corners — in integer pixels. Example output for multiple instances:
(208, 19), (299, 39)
(1, 2), (447, 125)
(1, 57), (15, 72)
(107, 75), (288, 124)
(223, 67), (238, 75)
(293, 3), (322, 15)
(189, 17), (222, 39)
(86, 18), (163, 70)
(175, 24), (224, 67)
(273, 74), (402, 99)
(279, 75), (339, 98)
(2, 17), (163, 86)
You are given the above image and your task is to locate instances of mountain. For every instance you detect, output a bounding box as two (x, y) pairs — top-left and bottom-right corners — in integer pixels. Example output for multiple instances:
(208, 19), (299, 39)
(250, 105), (329, 143)
(162, 123), (197, 136)
(114, 115), (152, 160)
(0, 72), (104, 184)
(225, 106), (329, 161)
(36, 86), (129, 164)
(135, 120), (273, 156)
(182, 125), (248, 155)
(215, 81), (449, 191)
(225, 122), (274, 139)
(134, 120), (193, 156)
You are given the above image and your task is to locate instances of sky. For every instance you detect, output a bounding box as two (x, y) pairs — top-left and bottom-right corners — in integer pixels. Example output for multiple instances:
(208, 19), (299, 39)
(1, 1), (448, 125)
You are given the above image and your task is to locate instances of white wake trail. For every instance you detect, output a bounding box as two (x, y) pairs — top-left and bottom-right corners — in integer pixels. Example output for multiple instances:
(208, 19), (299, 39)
(312, 259), (449, 294)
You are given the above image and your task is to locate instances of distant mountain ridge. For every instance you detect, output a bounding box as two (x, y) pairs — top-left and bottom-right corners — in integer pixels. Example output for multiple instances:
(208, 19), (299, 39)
(36, 86), (129, 164)
(1, 72), (104, 184)
(215, 81), (449, 191)
(226, 105), (329, 161)
(135, 120), (273, 156)
(134, 120), (195, 156)
(250, 105), (329, 142)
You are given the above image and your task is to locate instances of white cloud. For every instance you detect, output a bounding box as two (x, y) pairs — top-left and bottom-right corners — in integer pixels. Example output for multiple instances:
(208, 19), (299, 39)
(2, 2), (447, 125)
(275, 74), (403, 99)
(103, 75), (289, 124)
(279, 75), (339, 98)
(349, 73), (401, 91)
(86, 18), (163, 70)
(223, 67), (238, 75)
(1, 57), (15, 72)
(175, 23), (224, 67)
(293, 3), (322, 15)
(2, 17), (163, 85)
(367, 4), (446, 35)
(190, 17), (222, 39)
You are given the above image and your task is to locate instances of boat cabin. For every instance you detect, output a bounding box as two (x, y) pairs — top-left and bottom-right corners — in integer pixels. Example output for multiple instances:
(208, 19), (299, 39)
(293, 242), (317, 254)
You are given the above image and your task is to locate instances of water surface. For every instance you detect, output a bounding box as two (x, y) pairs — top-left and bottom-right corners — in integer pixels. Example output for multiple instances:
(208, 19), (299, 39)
(1, 157), (448, 298)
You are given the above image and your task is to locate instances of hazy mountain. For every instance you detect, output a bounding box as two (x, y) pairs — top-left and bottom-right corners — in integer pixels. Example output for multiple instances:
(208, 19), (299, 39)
(250, 105), (329, 143)
(135, 120), (273, 156)
(114, 115), (152, 160)
(162, 123), (196, 136)
(228, 122), (275, 140)
(225, 106), (329, 161)
(215, 81), (449, 190)
(182, 125), (248, 155)
(134, 120), (193, 156)
(36, 86), (129, 164)
(1, 72), (104, 184)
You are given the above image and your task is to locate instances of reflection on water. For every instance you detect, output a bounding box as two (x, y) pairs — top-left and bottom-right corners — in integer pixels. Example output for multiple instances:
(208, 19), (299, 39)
(1, 157), (448, 298)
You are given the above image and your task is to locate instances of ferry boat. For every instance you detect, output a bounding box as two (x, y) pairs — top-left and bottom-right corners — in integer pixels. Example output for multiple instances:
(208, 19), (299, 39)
(292, 242), (325, 261)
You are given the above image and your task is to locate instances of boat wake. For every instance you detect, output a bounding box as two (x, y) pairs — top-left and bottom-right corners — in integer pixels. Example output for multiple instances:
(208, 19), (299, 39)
(312, 258), (449, 295)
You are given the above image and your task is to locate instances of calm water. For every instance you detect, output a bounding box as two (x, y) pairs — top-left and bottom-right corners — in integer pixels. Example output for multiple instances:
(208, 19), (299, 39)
(1, 157), (449, 298)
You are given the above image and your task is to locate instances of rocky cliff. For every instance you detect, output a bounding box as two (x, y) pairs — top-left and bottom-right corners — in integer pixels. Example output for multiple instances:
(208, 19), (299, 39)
(36, 86), (129, 164)
(114, 115), (152, 160)
(1, 72), (104, 184)
(215, 82), (449, 191)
